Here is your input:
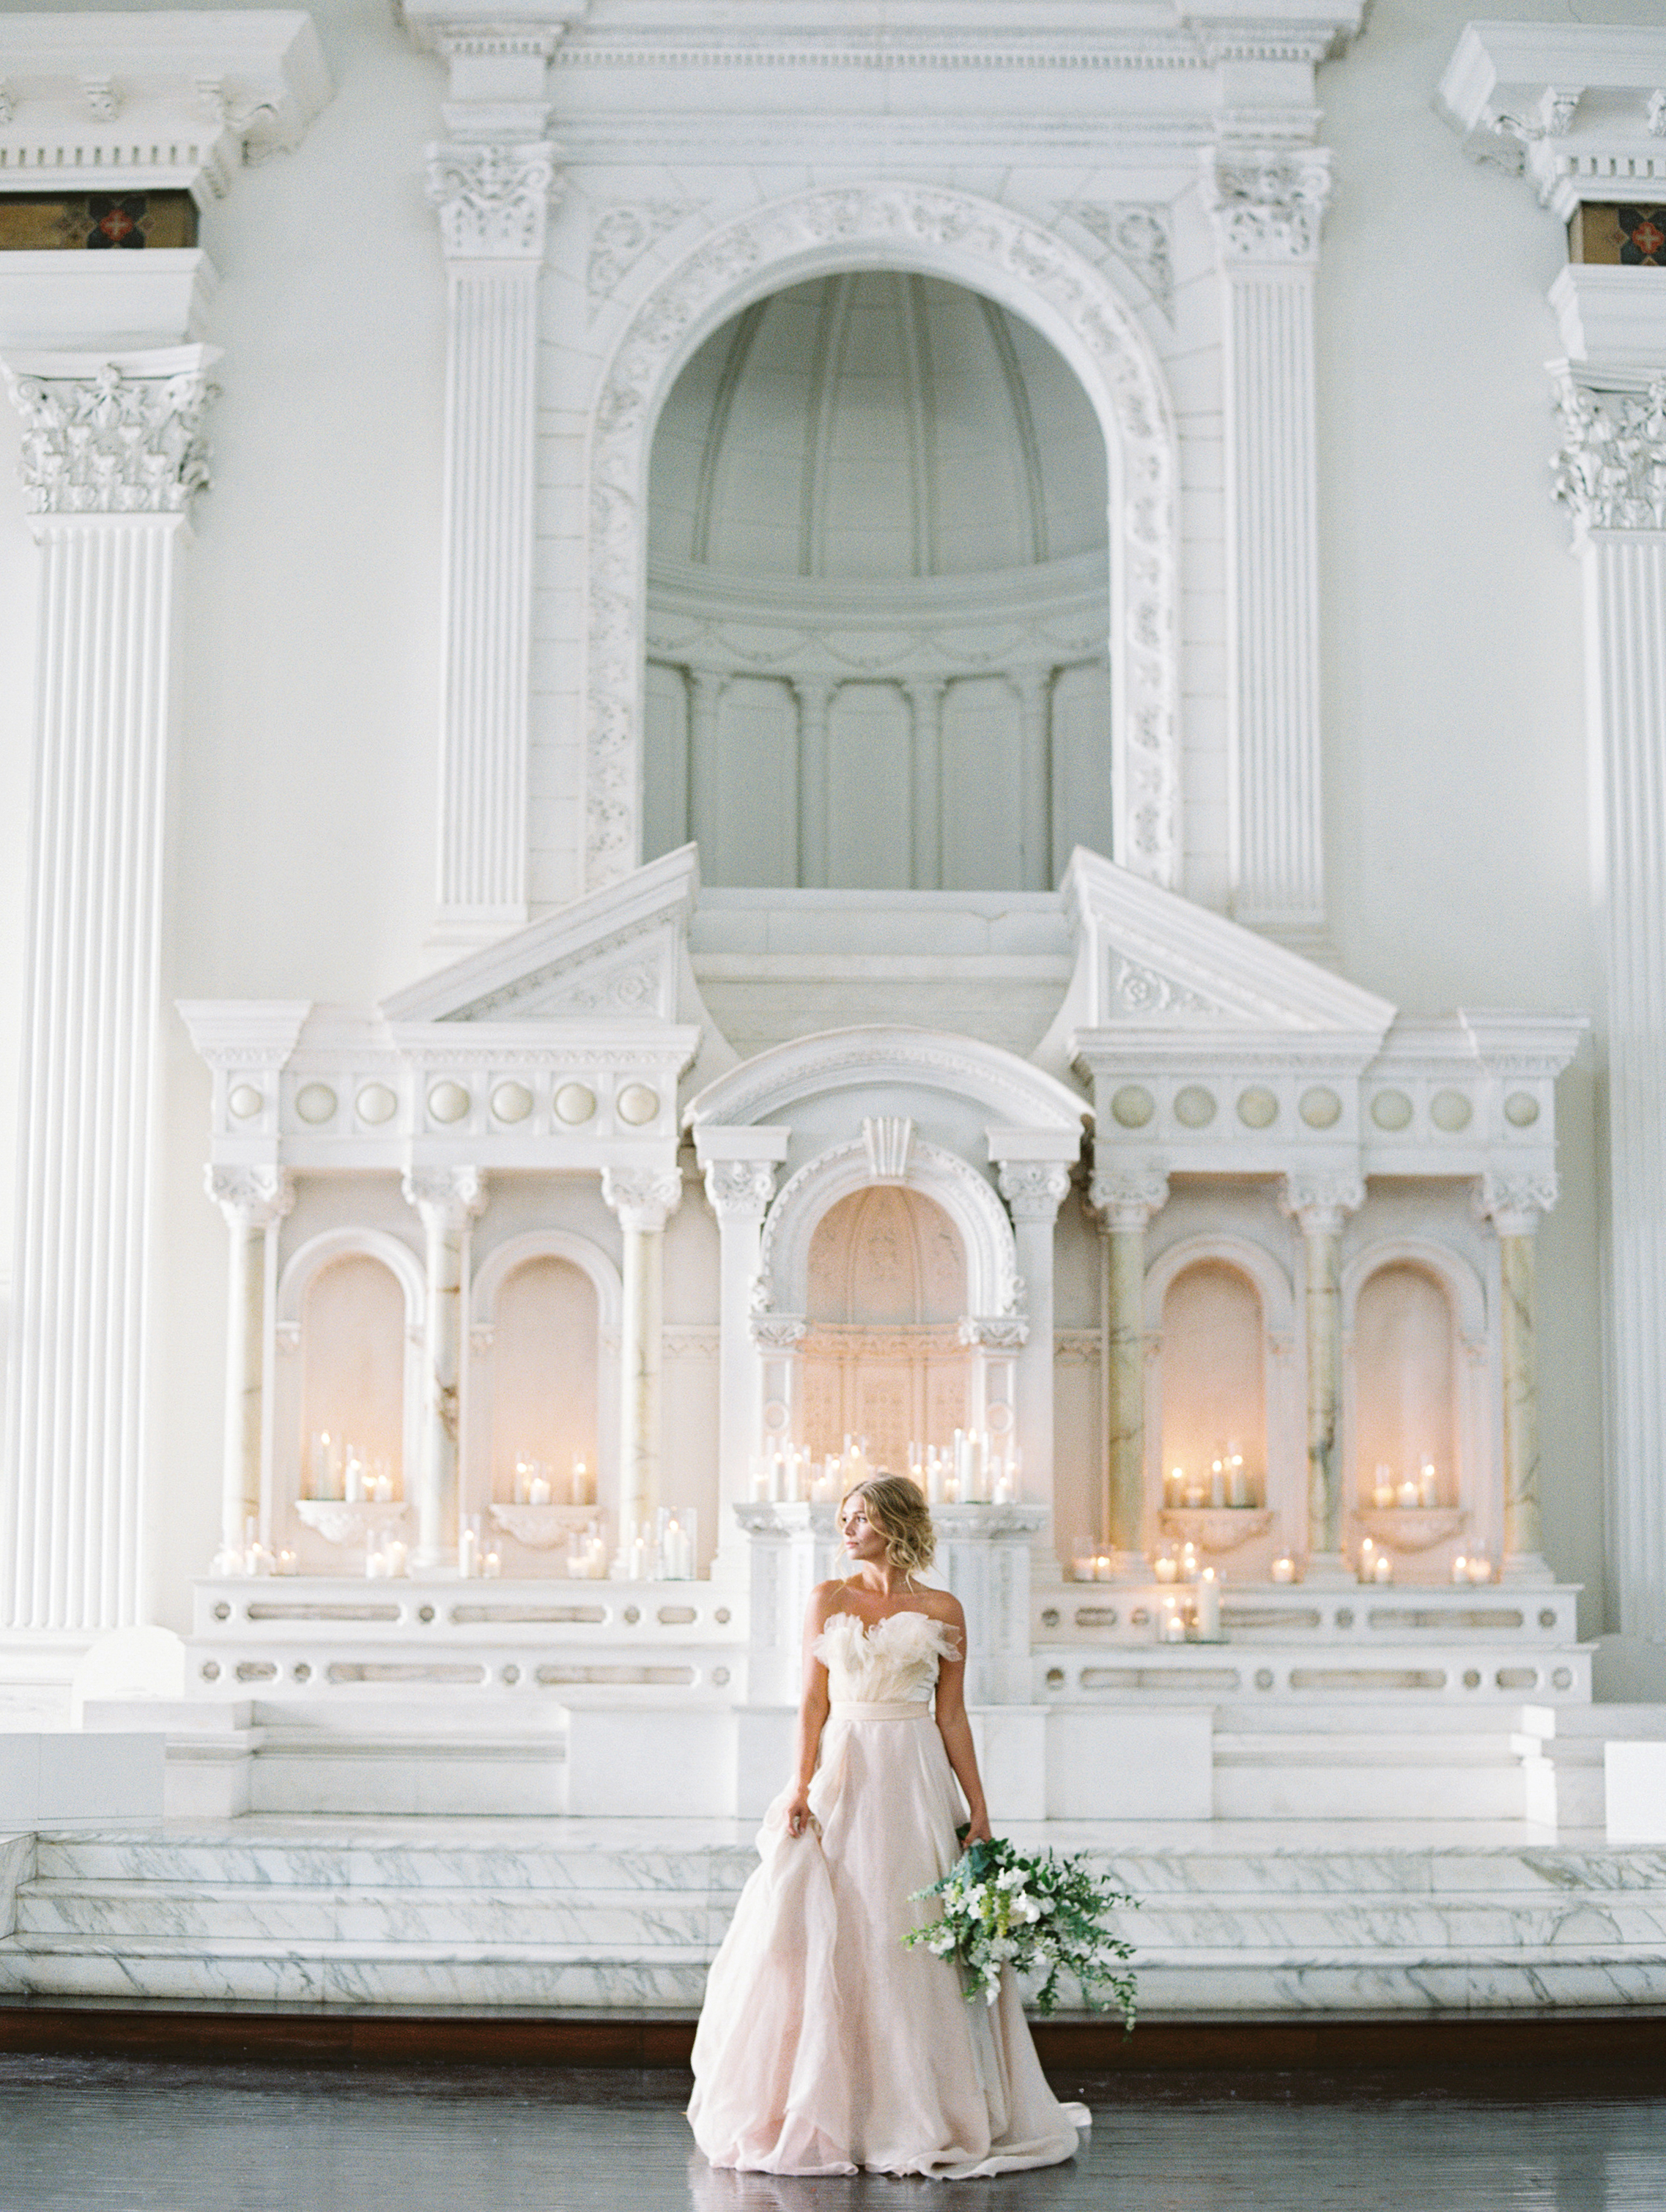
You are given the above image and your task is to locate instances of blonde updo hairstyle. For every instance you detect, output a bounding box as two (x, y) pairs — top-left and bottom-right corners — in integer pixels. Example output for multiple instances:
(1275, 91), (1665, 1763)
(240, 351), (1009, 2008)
(841, 1473), (936, 1578)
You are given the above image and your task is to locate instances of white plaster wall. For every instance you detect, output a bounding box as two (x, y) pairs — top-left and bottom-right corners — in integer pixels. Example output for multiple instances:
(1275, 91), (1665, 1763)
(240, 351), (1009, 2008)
(0, 0), (1644, 1637)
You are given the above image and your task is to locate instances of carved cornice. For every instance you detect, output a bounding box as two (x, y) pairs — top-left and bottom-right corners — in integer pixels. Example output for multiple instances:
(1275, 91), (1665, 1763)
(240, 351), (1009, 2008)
(1474, 1170), (1560, 1238)
(401, 1164), (489, 1232)
(1202, 146), (1333, 264)
(601, 1162), (683, 1233)
(958, 1315), (1030, 1350)
(204, 1163), (295, 1232)
(750, 1313), (808, 1352)
(998, 1160), (1073, 1224)
(1552, 371), (1666, 538)
(703, 1157), (777, 1222)
(2, 352), (217, 517)
(1280, 1170), (1365, 1236)
(1089, 1165), (1170, 1232)
(425, 140), (560, 260)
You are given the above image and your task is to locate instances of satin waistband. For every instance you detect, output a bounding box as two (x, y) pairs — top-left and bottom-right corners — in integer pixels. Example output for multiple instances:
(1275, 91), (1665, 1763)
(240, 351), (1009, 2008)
(828, 1699), (932, 1721)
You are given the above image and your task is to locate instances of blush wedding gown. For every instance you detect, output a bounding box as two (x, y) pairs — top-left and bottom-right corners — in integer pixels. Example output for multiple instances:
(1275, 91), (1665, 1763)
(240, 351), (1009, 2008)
(687, 1608), (1089, 2178)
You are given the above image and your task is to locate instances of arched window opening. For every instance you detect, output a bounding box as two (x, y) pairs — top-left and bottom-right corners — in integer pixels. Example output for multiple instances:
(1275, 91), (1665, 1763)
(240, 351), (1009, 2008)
(1352, 1263), (1458, 1508)
(486, 1256), (601, 1503)
(1158, 1260), (1268, 1506)
(300, 1253), (407, 1498)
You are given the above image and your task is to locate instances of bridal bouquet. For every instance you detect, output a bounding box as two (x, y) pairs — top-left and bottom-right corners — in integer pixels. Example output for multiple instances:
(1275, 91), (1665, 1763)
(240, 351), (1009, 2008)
(905, 1836), (1137, 2023)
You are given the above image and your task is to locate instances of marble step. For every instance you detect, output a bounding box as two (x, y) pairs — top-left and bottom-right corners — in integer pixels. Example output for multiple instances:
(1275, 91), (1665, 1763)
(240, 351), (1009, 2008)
(31, 1833), (755, 1893)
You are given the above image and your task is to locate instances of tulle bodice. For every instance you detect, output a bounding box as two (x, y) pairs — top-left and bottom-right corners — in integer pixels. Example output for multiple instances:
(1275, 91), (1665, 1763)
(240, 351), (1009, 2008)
(812, 1609), (960, 1704)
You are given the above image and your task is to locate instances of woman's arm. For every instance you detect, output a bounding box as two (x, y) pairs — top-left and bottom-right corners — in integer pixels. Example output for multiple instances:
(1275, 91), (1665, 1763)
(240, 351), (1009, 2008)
(931, 1599), (992, 1846)
(783, 1584), (838, 1838)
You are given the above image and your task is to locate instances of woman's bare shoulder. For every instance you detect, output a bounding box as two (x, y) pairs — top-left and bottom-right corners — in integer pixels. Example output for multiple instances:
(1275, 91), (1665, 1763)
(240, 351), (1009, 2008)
(915, 1586), (965, 1626)
(805, 1578), (856, 1628)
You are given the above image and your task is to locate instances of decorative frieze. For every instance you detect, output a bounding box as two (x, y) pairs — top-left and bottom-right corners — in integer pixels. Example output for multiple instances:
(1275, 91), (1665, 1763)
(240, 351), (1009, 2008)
(4, 351), (216, 516)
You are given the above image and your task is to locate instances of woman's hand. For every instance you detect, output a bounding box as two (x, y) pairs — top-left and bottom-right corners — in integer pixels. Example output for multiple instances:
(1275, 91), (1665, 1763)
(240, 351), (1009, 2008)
(962, 1805), (993, 1847)
(784, 1784), (814, 1838)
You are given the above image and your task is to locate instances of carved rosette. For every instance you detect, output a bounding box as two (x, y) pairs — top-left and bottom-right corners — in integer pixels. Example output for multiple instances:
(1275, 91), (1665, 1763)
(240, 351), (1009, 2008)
(1552, 372), (1666, 538)
(1089, 1165), (1170, 1233)
(996, 1161), (1073, 1224)
(425, 141), (560, 261)
(1280, 1170), (1365, 1238)
(601, 1163), (684, 1235)
(1474, 1170), (1559, 1239)
(205, 1163), (295, 1233)
(1202, 149), (1335, 264)
(703, 1158), (778, 1223)
(4, 359), (216, 516)
(401, 1165), (489, 1233)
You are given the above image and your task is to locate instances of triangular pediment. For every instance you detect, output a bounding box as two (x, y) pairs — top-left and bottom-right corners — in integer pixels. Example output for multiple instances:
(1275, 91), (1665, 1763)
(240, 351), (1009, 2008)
(382, 845), (704, 1026)
(1039, 848), (1395, 1069)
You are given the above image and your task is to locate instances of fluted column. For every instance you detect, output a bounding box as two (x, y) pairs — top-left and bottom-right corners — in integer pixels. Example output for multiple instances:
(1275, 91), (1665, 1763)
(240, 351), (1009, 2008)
(424, 141), (558, 943)
(206, 1167), (295, 1555)
(0, 346), (215, 1631)
(1088, 1166), (1169, 1563)
(1475, 1172), (1559, 1582)
(687, 669), (730, 870)
(1281, 1171), (1364, 1573)
(1010, 667), (1054, 892)
(793, 677), (833, 887)
(1203, 145), (1333, 954)
(904, 679), (944, 890)
(602, 1165), (684, 1543)
(697, 1132), (790, 1569)
(1554, 370), (1666, 1638)
(401, 1168), (488, 1570)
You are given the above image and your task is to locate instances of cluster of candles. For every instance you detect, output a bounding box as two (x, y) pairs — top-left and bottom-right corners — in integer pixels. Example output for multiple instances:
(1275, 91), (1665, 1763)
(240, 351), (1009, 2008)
(1451, 1551), (1495, 1585)
(1159, 1570), (1223, 1643)
(619, 1508), (697, 1581)
(912, 1431), (1021, 1507)
(456, 1522), (502, 1579)
(1357, 1537), (1395, 1584)
(566, 1525), (610, 1579)
(1369, 1461), (1440, 1511)
(365, 1533), (410, 1579)
(308, 1433), (399, 1506)
(213, 1518), (300, 1578)
(749, 1444), (848, 1504)
(511, 1455), (596, 1507)
(1163, 1450), (1256, 1511)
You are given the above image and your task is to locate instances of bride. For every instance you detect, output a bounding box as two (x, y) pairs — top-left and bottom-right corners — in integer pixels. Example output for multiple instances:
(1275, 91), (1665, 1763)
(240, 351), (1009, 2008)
(687, 1473), (1089, 2178)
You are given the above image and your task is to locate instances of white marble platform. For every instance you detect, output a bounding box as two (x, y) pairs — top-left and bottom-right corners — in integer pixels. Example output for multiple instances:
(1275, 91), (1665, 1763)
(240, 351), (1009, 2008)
(5, 1814), (1666, 2017)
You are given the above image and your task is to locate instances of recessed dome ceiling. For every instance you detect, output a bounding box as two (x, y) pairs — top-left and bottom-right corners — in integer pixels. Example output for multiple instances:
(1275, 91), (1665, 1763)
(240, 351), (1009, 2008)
(649, 272), (1109, 582)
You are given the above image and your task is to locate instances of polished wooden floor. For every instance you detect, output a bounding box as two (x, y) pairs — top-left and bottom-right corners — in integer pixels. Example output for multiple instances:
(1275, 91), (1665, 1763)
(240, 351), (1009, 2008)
(4, 2056), (1665, 2211)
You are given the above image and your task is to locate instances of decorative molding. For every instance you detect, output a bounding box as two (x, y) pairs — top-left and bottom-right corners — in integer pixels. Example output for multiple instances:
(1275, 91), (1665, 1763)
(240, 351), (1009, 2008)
(1552, 372), (1666, 538)
(998, 1160), (1073, 1223)
(958, 1315), (1029, 1349)
(1055, 201), (1174, 320)
(750, 1313), (807, 1352)
(1437, 23), (1666, 219)
(401, 1165), (489, 1232)
(1281, 1170), (1365, 1236)
(585, 185), (1180, 891)
(1202, 147), (1333, 264)
(601, 1163), (684, 1233)
(1089, 1164), (1169, 1231)
(703, 1157), (778, 1221)
(2, 350), (217, 518)
(862, 1116), (914, 1184)
(204, 1164), (294, 1233)
(1474, 1170), (1560, 1238)
(425, 141), (560, 261)
(588, 201), (698, 313)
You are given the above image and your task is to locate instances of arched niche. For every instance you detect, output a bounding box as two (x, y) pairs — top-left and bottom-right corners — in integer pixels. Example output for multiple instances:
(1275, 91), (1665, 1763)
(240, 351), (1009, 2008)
(1143, 1235), (1298, 1570)
(467, 1232), (623, 1550)
(273, 1229), (425, 1560)
(1342, 1242), (1492, 1565)
(585, 185), (1180, 894)
(801, 1185), (971, 1466)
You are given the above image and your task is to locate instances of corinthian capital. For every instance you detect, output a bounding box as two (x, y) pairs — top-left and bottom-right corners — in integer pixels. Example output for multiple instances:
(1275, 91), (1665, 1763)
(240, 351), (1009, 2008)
(1474, 1170), (1559, 1238)
(2, 347), (218, 517)
(401, 1165), (489, 1231)
(997, 1161), (1073, 1224)
(205, 1164), (295, 1232)
(1552, 371), (1666, 538)
(1202, 147), (1334, 264)
(601, 1163), (684, 1234)
(703, 1158), (778, 1222)
(425, 140), (560, 259)
(1089, 1165), (1169, 1233)
(1280, 1170), (1364, 1237)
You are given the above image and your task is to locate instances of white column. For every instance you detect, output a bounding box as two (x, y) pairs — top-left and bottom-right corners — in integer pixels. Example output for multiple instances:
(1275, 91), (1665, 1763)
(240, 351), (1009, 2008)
(401, 1167), (487, 1570)
(992, 1157), (1073, 1513)
(205, 1167), (295, 1556)
(1010, 667), (1054, 892)
(904, 679), (944, 890)
(1204, 146), (1333, 954)
(601, 1165), (684, 1545)
(0, 346), (215, 1632)
(697, 1138), (790, 1565)
(1281, 1170), (1365, 1577)
(686, 668), (730, 870)
(1474, 1171), (1559, 1584)
(1088, 1165), (1170, 1566)
(1554, 367), (1666, 1636)
(424, 141), (558, 944)
(794, 678), (833, 888)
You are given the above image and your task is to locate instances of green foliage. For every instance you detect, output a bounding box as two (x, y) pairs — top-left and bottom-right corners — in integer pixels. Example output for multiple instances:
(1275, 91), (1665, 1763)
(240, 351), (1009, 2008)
(903, 1834), (1138, 2024)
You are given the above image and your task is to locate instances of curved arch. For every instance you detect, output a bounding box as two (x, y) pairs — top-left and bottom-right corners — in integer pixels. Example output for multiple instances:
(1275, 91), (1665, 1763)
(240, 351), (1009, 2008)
(277, 1228), (424, 1333)
(1144, 1233), (1296, 1340)
(470, 1230), (623, 1333)
(685, 1023), (1089, 1135)
(1341, 1239), (1486, 1346)
(760, 1137), (1021, 1324)
(586, 184), (1181, 891)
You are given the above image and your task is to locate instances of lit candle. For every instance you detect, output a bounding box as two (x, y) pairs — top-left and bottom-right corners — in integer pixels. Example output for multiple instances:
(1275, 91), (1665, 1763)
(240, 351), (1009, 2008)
(459, 1528), (478, 1578)
(276, 1548), (297, 1578)
(1166, 1466), (1185, 1510)
(1209, 1457), (1226, 1510)
(1467, 1554), (1492, 1586)
(1358, 1536), (1374, 1584)
(1271, 1555), (1296, 1585)
(1154, 1554), (1179, 1584)
(528, 1473), (552, 1507)
(1162, 1597), (1185, 1644)
(1095, 1554), (1114, 1584)
(572, 1456), (592, 1507)
(1227, 1453), (1248, 1509)
(482, 1549), (502, 1580)
(344, 1455), (363, 1504)
(1396, 1479), (1419, 1511)
(1373, 1553), (1393, 1584)
(1372, 1466), (1395, 1510)
(1194, 1568), (1222, 1641)
(1452, 1554), (1470, 1584)
(1418, 1461), (1438, 1509)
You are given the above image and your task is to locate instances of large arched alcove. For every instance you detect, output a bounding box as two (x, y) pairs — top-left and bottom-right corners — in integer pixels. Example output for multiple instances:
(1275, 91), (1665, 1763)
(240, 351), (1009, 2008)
(643, 270), (1113, 892)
